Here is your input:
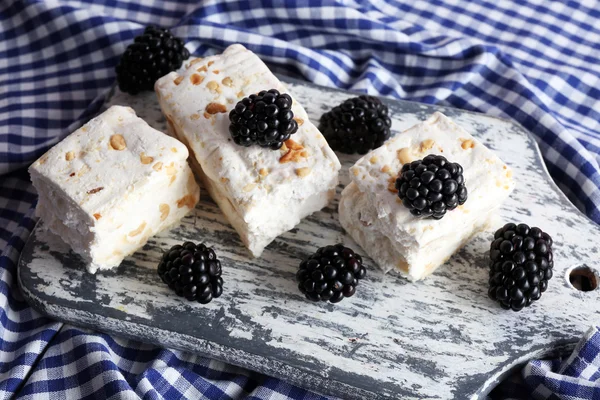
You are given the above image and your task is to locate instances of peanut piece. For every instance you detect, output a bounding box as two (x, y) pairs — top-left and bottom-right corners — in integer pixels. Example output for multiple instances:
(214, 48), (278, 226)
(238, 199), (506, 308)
(205, 103), (227, 114)
(109, 134), (126, 151)
(140, 152), (154, 164)
(159, 204), (170, 221)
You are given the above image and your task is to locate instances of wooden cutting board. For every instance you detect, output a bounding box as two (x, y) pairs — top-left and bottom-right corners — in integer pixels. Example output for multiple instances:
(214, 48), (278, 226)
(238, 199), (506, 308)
(18, 77), (600, 399)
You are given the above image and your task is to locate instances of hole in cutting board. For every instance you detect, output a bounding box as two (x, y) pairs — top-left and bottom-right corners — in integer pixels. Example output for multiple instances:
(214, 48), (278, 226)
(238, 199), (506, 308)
(569, 266), (598, 292)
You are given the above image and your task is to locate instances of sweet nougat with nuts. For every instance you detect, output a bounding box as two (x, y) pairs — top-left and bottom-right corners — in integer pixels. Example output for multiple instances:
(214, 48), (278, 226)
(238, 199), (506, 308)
(339, 112), (514, 281)
(155, 44), (341, 257)
(29, 106), (199, 273)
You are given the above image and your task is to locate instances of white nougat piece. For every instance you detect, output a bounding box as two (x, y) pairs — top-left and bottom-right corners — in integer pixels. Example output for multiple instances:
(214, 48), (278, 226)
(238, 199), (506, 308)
(155, 44), (341, 257)
(29, 105), (200, 273)
(339, 112), (515, 281)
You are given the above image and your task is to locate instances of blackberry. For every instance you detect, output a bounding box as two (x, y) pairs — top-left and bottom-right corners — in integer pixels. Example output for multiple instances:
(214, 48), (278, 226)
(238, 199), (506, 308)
(488, 223), (554, 311)
(395, 155), (467, 219)
(296, 244), (367, 304)
(319, 95), (392, 154)
(228, 89), (298, 150)
(157, 241), (223, 304)
(116, 26), (190, 95)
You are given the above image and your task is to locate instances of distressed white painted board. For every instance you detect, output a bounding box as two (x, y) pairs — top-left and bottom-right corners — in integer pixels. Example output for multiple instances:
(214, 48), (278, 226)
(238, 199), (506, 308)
(19, 78), (600, 399)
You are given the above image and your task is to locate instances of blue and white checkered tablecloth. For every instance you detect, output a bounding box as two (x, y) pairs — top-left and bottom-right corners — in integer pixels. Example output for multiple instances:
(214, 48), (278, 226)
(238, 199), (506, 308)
(1, 1), (600, 399)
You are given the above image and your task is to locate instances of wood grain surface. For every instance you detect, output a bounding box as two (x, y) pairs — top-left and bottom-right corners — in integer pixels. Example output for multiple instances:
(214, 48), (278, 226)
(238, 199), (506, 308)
(19, 78), (600, 399)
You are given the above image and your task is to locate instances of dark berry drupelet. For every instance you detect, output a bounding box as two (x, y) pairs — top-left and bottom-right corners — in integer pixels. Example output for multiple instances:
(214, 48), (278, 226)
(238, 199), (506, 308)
(488, 223), (554, 311)
(395, 154), (467, 219)
(116, 26), (190, 95)
(319, 95), (392, 154)
(296, 244), (367, 304)
(157, 241), (223, 304)
(228, 89), (298, 150)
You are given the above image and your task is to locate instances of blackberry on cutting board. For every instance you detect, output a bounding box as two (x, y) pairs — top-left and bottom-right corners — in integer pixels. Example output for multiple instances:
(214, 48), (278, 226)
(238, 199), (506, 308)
(488, 223), (554, 311)
(395, 154), (467, 219)
(157, 242), (223, 304)
(228, 89), (298, 150)
(319, 95), (392, 154)
(116, 26), (190, 95)
(296, 244), (367, 304)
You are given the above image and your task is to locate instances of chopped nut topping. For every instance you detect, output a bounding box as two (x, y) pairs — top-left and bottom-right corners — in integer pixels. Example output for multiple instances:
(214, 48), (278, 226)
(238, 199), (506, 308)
(190, 113), (200, 120)
(220, 177), (229, 183)
(188, 58), (203, 67)
(77, 165), (90, 177)
(152, 162), (163, 171)
(109, 134), (126, 151)
(203, 112), (211, 119)
(173, 76), (184, 85)
(93, 213), (101, 220)
(206, 81), (221, 93)
(65, 151), (75, 161)
(506, 169), (513, 178)
(140, 152), (154, 164)
(213, 70), (219, 74)
(87, 187), (104, 194)
(69, 172), (75, 177)
(388, 176), (398, 193)
(128, 222), (147, 237)
(259, 168), (268, 177)
(397, 147), (412, 164)
(293, 117), (304, 126)
(81, 126), (88, 132)
(280, 143), (288, 153)
(381, 165), (391, 173)
(285, 139), (303, 150)
(279, 142), (308, 163)
(420, 139), (435, 152)
(295, 167), (311, 177)
(352, 168), (359, 176)
(177, 194), (197, 209)
(236, 90), (244, 97)
(397, 260), (409, 272)
(159, 204), (170, 221)
(243, 183), (256, 192)
(369, 156), (378, 164)
(169, 175), (176, 186)
(222, 77), (233, 87)
(171, 147), (178, 153)
(282, 141), (304, 158)
(205, 102), (227, 114)
(208, 61), (214, 67)
(460, 138), (475, 149)
(190, 73), (204, 85)
(165, 162), (177, 176)
(197, 65), (207, 72)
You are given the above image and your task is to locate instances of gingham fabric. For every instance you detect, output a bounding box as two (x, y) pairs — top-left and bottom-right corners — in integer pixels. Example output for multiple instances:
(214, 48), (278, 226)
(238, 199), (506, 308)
(1, 0), (599, 399)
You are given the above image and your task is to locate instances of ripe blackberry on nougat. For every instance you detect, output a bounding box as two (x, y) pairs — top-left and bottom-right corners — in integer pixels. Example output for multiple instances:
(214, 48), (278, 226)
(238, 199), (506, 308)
(29, 106), (200, 273)
(339, 112), (515, 281)
(155, 44), (341, 257)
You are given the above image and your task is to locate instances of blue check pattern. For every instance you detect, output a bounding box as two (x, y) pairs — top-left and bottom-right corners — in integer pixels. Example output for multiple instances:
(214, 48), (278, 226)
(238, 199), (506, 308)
(1, 0), (600, 399)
